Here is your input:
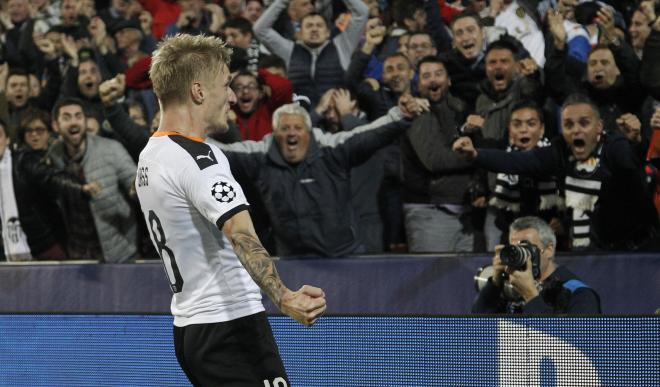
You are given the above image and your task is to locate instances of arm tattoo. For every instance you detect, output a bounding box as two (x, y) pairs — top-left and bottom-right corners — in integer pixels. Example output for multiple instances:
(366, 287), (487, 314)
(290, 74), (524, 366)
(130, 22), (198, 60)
(231, 231), (286, 308)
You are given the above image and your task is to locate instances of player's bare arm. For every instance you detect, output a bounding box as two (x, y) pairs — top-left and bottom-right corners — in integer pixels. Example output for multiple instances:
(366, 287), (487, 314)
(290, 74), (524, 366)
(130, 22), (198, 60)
(223, 210), (327, 326)
(226, 213), (286, 307)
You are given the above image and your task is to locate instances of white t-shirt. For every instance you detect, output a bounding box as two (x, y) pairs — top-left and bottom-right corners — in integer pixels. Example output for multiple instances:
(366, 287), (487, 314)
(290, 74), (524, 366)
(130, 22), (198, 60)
(495, 1), (546, 67)
(136, 132), (263, 327)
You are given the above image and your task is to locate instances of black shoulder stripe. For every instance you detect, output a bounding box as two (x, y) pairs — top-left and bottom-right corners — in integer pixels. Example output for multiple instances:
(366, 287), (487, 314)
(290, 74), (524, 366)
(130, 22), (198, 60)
(168, 135), (218, 170)
(216, 204), (250, 230)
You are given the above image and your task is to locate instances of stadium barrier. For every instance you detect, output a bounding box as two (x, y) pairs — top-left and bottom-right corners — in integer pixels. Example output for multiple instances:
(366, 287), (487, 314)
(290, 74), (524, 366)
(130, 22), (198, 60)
(0, 253), (658, 386)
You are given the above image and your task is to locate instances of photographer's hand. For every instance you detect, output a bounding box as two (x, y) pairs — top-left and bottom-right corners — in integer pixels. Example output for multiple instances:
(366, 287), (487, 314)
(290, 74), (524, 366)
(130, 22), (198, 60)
(491, 245), (506, 287)
(507, 259), (539, 302)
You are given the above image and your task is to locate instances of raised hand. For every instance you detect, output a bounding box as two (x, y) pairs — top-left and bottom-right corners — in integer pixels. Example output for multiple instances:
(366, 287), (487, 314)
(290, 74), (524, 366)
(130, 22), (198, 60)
(518, 58), (539, 76)
(333, 88), (357, 117)
(99, 74), (127, 107)
(76, 0), (96, 19)
(0, 63), (9, 93)
(362, 18), (386, 54)
(206, 4), (226, 34)
(596, 6), (617, 44)
(61, 34), (79, 65)
(640, 1), (656, 24)
(35, 36), (58, 60)
(315, 88), (337, 115)
(547, 8), (566, 49)
(0, 10), (14, 31)
(489, 0), (504, 18)
(88, 17), (107, 46)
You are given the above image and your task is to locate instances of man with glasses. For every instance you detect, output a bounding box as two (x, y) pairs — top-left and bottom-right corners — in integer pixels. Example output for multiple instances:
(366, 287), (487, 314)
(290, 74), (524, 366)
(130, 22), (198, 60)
(406, 32), (437, 68)
(17, 109), (52, 151)
(231, 68), (293, 141)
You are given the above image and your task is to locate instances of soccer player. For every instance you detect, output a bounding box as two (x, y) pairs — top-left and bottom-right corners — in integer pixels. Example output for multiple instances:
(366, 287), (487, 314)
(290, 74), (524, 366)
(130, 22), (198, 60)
(136, 34), (326, 386)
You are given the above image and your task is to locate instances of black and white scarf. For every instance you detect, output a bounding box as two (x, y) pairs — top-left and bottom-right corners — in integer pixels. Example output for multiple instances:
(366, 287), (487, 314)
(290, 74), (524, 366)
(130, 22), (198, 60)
(564, 141), (606, 248)
(489, 138), (563, 213)
(0, 149), (32, 261)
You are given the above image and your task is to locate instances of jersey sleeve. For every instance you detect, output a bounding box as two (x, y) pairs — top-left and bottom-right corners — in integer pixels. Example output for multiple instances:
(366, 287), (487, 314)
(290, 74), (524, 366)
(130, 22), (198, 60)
(179, 147), (250, 230)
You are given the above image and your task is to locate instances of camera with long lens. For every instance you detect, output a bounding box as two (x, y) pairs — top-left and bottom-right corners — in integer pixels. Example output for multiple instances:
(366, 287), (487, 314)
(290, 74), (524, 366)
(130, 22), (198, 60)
(500, 240), (541, 279)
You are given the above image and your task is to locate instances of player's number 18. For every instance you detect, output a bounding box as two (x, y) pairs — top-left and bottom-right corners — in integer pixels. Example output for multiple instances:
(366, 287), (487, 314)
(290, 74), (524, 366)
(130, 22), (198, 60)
(148, 210), (184, 293)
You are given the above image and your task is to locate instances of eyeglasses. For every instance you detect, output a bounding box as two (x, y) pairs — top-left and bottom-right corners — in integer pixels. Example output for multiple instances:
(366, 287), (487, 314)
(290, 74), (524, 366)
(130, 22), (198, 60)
(408, 43), (432, 50)
(25, 127), (48, 135)
(232, 84), (259, 93)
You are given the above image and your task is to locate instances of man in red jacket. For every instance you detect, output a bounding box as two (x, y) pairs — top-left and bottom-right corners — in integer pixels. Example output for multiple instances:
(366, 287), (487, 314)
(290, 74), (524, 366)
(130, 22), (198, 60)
(230, 68), (293, 141)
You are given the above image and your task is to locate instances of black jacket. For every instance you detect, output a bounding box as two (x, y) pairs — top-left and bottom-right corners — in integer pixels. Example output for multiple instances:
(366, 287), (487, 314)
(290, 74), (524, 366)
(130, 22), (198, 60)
(438, 49), (486, 112)
(472, 265), (602, 314)
(402, 94), (472, 205)
(346, 50), (402, 122)
(218, 110), (411, 257)
(475, 134), (659, 250)
(545, 41), (644, 133)
(1, 147), (84, 258)
(641, 29), (660, 101)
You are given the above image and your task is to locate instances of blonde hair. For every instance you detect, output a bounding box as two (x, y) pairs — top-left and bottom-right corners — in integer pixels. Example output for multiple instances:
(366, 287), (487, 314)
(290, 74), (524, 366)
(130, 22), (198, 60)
(149, 34), (232, 108)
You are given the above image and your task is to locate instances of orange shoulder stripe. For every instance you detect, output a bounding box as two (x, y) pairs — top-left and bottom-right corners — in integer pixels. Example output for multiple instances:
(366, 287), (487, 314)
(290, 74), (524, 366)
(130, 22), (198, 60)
(152, 131), (205, 143)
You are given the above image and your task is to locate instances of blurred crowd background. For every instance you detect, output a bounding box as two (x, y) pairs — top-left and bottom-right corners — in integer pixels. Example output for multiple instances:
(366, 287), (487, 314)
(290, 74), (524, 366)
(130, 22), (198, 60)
(0, 0), (659, 262)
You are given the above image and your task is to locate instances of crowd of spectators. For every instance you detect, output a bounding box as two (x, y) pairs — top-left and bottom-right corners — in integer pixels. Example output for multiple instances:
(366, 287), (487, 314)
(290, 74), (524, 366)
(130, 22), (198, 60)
(0, 0), (659, 262)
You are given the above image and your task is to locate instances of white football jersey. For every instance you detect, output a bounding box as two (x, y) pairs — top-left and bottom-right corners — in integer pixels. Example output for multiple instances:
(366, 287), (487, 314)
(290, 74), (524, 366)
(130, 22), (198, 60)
(136, 132), (263, 327)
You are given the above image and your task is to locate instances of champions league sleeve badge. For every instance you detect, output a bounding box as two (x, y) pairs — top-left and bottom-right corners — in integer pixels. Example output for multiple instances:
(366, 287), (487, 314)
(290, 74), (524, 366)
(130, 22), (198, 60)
(212, 181), (236, 204)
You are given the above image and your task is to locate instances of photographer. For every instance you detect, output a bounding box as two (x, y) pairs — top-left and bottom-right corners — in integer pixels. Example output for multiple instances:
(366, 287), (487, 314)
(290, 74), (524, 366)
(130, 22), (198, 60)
(472, 216), (601, 314)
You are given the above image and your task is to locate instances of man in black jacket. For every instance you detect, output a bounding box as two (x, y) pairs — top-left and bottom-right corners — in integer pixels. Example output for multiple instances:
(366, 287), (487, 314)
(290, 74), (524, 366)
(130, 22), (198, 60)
(0, 118), (99, 261)
(472, 216), (601, 314)
(208, 97), (425, 257)
(454, 93), (659, 251)
(401, 56), (473, 252)
(545, 6), (646, 136)
(438, 11), (487, 111)
(4, 36), (62, 136)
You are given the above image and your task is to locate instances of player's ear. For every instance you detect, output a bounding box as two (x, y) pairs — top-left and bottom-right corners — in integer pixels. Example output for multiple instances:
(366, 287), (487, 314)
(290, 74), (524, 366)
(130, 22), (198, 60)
(191, 81), (204, 105)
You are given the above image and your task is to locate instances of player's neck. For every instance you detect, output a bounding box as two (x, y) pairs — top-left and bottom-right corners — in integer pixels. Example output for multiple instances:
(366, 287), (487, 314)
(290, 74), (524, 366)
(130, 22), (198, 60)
(158, 104), (207, 139)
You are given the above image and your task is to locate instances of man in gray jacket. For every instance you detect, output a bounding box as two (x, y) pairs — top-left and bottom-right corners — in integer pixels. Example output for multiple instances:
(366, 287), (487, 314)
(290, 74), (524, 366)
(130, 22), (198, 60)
(253, 0), (368, 106)
(48, 97), (137, 263)
(208, 97), (426, 257)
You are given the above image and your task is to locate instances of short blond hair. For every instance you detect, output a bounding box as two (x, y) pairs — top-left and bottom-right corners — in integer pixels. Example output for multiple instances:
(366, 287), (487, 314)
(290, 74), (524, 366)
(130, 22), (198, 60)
(149, 34), (232, 108)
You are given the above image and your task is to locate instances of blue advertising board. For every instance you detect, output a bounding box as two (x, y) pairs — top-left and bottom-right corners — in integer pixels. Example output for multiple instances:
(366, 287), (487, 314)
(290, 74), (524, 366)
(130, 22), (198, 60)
(0, 315), (657, 386)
